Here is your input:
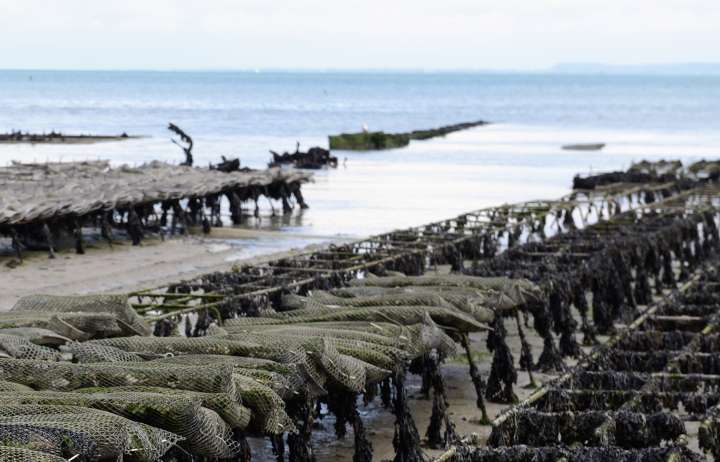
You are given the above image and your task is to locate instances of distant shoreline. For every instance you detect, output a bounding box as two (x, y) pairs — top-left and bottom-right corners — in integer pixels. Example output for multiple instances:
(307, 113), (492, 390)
(1, 66), (720, 76)
(0, 132), (144, 145)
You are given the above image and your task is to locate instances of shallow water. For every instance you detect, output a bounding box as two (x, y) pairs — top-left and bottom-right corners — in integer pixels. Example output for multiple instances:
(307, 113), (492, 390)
(1, 71), (719, 253)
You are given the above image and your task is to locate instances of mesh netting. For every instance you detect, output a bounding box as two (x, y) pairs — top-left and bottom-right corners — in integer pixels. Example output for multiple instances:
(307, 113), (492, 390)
(0, 391), (241, 458)
(0, 328), (70, 348)
(221, 332), (395, 377)
(349, 274), (543, 306)
(224, 323), (421, 356)
(220, 334), (380, 392)
(0, 358), (236, 397)
(315, 339), (368, 392)
(328, 286), (403, 298)
(3, 346), (296, 436)
(413, 316), (459, 357)
(285, 288), (498, 322)
(149, 354), (304, 392)
(0, 445), (68, 462)
(136, 359), (295, 433)
(86, 334), (374, 398)
(349, 355), (392, 385)
(227, 304), (488, 331)
(0, 380), (33, 392)
(283, 291), (457, 309)
(0, 334), (62, 361)
(11, 294), (150, 337)
(73, 386), (251, 431)
(224, 326), (400, 374)
(87, 336), (330, 397)
(87, 335), (269, 357)
(0, 404), (180, 461)
(407, 286), (519, 315)
(149, 354), (299, 399)
(233, 320), (458, 358)
(0, 312), (123, 341)
(231, 373), (296, 434)
(63, 342), (145, 363)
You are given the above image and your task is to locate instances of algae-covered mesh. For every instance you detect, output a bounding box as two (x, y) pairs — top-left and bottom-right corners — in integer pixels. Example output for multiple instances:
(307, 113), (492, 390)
(0, 390), (241, 458)
(225, 323), (424, 360)
(0, 358), (237, 397)
(0, 354), (295, 436)
(0, 380), (33, 392)
(219, 333), (381, 387)
(0, 446), (68, 462)
(11, 294), (151, 337)
(348, 274), (543, 307)
(226, 319), (458, 358)
(63, 342), (145, 363)
(144, 358), (296, 434)
(230, 323), (411, 347)
(73, 386), (252, 431)
(0, 334), (62, 361)
(0, 311), (123, 341)
(235, 326), (419, 365)
(88, 335), (275, 357)
(0, 404), (181, 461)
(0, 328), (70, 348)
(488, 410), (685, 448)
(231, 373), (297, 434)
(150, 354), (304, 399)
(84, 329), (402, 418)
(226, 304), (488, 331)
(284, 287), (500, 323)
(88, 335), (361, 415)
(282, 291), (458, 310)
(87, 336), (331, 395)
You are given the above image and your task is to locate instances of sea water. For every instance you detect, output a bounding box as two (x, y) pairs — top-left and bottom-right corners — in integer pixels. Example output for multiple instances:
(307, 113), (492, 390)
(1, 70), (719, 241)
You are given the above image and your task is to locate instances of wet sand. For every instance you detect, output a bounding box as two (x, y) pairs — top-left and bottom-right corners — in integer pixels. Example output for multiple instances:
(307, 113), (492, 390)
(0, 230), (339, 311)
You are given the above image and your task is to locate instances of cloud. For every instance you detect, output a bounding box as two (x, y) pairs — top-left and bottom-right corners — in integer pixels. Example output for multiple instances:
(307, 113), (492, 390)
(0, 0), (719, 69)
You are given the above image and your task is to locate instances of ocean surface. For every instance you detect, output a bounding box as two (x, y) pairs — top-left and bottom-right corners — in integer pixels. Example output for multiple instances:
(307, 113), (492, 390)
(1, 70), (720, 251)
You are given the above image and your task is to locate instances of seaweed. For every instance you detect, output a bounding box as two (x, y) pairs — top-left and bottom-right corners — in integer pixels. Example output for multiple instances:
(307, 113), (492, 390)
(328, 120), (487, 151)
(459, 333), (490, 424)
(391, 371), (424, 462)
(286, 397), (316, 462)
(514, 310), (537, 388)
(485, 314), (518, 404)
(489, 410), (684, 448)
(455, 445), (704, 462)
(269, 145), (338, 170)
(424, 352), (457, 449)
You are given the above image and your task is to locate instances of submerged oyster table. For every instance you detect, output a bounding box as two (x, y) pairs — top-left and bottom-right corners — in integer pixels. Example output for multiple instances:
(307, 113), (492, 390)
(0, 160), (313, 258)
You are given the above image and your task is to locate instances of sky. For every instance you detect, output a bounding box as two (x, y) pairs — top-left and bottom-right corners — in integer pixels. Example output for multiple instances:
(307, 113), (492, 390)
(1, 0), (720, 70)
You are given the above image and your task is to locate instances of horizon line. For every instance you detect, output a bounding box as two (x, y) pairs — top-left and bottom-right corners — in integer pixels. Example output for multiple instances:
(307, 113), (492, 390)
(1, 62), (719, 75)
